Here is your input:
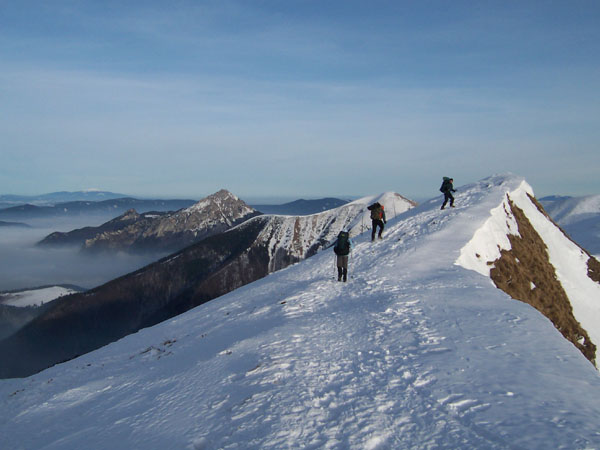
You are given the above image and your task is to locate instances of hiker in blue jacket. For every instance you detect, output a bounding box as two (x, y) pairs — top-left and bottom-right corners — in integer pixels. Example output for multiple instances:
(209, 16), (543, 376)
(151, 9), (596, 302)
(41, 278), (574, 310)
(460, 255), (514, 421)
(440, 177), (456, 210)
(333, 230), (353, 282)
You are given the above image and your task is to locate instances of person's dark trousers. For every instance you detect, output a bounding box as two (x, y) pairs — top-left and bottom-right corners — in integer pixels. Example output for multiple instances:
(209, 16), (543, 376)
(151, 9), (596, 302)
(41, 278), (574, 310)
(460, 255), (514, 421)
(371, 219), (384, 240)
(441, 192), (454, 209)
(337, 255), (349, 281)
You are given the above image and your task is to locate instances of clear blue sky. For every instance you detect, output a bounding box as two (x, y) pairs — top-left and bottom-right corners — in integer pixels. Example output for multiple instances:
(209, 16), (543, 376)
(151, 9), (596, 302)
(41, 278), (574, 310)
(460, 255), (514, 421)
(1, 0), (599, 201)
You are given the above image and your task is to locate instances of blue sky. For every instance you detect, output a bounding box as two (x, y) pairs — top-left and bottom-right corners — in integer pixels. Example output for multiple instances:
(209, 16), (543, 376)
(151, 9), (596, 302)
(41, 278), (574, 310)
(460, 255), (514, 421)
(1, 0), (599, 201)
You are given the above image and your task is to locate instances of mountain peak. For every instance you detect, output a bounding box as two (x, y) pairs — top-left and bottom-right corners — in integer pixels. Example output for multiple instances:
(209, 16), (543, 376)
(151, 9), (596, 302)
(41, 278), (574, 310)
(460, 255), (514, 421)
(184, 190), (254, 217)
(211, 189), (239, 201)
(119, 208), (140, 221)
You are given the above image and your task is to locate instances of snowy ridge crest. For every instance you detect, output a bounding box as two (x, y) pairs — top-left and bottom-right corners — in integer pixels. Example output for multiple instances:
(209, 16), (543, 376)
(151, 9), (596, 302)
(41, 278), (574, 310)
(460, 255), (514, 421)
(456, 180), (533, 276)
(255, 192), (416, 272)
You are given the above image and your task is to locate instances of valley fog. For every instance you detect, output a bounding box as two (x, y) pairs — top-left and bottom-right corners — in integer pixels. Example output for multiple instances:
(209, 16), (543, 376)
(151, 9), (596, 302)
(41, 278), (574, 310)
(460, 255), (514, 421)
(0, 215), (167, 291)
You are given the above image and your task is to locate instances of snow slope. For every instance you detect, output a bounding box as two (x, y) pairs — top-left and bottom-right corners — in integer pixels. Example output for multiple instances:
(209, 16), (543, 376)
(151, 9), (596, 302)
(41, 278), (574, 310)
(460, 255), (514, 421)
(255, 192), (415, 271)
(1, 175), (600, 449)
(539, 194), (600, 257)
(0, 286), (78, 308)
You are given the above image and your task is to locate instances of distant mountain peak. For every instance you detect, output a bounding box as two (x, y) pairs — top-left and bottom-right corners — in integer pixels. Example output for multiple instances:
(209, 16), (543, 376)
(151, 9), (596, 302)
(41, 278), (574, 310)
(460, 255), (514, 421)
(184, 190), (253, 218)
(212, 189), (238, 200)
(119, 209), (140, 221)
(55, 190), (262, 253)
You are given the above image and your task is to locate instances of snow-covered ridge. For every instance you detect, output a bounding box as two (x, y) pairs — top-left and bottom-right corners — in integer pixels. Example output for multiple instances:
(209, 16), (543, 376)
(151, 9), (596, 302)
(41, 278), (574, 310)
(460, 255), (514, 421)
(1, 175), (599, 449)
(456, 180), (600, 366)
(456, 180), (534, 276)
(253, 192), (416, 272)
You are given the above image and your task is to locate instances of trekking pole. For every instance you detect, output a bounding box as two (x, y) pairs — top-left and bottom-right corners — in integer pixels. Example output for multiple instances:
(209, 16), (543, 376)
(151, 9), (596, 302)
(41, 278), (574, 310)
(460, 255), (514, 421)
(349, 246), (352, 279)
(333, 254), (337, 280)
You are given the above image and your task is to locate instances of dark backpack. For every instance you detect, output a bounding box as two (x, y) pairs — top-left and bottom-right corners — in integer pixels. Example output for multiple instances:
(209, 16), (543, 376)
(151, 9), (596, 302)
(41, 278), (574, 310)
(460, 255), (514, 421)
(368, 202), (383, 220)
(334, 231), (350, 255)
(440, 177), (451, 193)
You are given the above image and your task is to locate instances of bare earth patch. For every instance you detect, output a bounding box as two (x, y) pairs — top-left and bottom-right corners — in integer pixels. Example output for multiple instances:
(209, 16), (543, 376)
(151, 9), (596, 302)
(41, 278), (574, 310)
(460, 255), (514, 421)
(587, 256), (600, 284)
(489, 195), (596, 364)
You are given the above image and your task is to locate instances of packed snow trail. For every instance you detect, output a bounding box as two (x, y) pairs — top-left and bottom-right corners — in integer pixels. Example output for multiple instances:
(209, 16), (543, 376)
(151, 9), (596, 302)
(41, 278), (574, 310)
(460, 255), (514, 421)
(1, 175), (600, 449)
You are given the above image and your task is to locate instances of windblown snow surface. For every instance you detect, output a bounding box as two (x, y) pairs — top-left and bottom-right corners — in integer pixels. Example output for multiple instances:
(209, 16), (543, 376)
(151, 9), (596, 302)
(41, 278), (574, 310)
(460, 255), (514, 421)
(1, 175), (600, 450)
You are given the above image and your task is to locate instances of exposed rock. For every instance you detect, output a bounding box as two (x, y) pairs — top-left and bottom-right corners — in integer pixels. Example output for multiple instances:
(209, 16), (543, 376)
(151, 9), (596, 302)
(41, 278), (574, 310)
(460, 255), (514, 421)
(489, 196), (596, 364)
(39, 190), (261, 253)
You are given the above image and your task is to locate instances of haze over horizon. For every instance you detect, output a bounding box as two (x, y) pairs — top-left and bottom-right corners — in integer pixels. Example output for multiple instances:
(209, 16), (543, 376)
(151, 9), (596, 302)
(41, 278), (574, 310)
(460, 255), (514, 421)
(2, 1), (599, 200)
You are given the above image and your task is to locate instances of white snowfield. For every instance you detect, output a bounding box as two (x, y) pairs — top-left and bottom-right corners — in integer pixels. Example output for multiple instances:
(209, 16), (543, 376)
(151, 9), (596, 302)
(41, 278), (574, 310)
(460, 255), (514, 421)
(0, 286), (77, 308)
(1, 175), (600, 449)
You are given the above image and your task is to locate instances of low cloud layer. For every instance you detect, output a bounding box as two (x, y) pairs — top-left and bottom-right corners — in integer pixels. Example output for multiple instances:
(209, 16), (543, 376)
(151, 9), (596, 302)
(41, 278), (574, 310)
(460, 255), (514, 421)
(0, 217), (166, 292)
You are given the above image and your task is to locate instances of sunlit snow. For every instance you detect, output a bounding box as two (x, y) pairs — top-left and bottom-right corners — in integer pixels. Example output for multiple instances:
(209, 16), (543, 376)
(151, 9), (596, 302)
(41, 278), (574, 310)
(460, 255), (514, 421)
(1, 174), (599, 450)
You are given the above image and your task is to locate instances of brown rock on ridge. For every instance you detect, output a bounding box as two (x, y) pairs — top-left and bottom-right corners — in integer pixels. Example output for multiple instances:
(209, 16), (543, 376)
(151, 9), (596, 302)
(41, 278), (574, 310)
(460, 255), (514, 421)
(588, 257), (600, 284)
(489, 195), (597, 364)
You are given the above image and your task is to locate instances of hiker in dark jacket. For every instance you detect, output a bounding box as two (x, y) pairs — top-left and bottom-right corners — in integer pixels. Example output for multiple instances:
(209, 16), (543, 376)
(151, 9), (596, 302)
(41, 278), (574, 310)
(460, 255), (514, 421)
(367, 202), (386, 241)
(440, 177), (456, 209)
(333, 230), (353, 282)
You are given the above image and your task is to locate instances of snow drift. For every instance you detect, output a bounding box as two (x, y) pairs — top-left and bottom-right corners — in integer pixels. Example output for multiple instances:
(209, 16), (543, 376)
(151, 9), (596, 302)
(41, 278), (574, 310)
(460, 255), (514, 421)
(1, 174), (599, 449)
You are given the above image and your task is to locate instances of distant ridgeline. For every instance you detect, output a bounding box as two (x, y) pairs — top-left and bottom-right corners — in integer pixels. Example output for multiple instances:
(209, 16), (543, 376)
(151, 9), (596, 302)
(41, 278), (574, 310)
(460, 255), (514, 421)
(0, 285), (84, 341)
(0, 198), (197, 220)
(37, 190), (262, 254)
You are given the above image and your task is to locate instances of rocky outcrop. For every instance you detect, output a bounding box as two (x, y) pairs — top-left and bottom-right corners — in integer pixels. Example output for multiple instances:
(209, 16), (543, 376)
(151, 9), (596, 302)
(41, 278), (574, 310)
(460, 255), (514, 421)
(38, 190), (261, 253)
(489, 197), (596, 363)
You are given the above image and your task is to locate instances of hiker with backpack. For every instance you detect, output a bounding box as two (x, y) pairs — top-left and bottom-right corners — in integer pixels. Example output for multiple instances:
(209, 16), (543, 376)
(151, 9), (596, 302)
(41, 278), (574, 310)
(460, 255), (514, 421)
(333, 230), (353, 282)
(367, 202), (386, 241)
(440, 177), (456, 210)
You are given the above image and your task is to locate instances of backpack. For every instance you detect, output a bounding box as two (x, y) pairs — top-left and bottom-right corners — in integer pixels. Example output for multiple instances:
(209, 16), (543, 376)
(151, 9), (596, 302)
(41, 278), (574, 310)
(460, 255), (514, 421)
(334, 231), (350, 255)
(368, 202), (383, 220)
(440, 177), (451, 193)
